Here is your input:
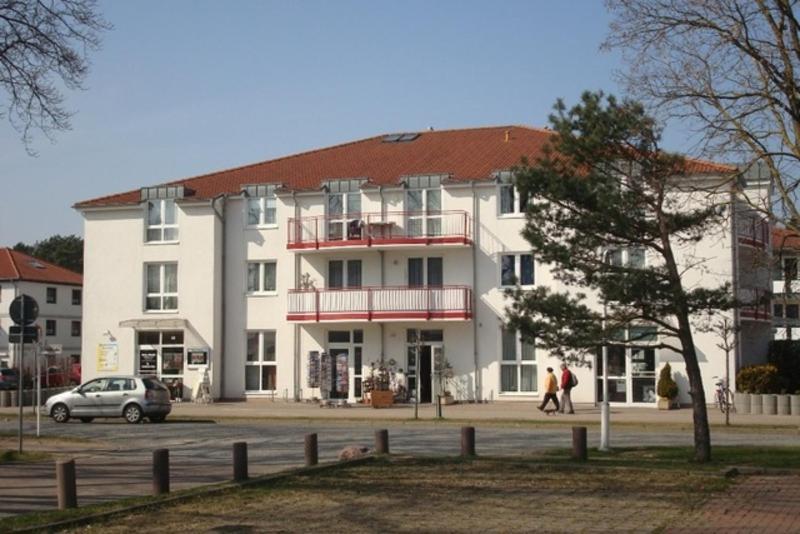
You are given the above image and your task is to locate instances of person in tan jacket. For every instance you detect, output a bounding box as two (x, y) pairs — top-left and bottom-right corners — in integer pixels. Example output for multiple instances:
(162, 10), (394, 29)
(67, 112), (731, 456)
(538, 367), (560, 412)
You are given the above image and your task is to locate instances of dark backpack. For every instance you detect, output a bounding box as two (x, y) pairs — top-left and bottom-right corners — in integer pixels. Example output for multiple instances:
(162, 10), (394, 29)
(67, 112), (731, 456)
(569, 371), (578, 388)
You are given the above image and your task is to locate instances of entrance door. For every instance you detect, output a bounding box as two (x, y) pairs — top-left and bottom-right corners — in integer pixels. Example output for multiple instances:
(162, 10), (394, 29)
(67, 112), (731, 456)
(596, 346), (657, 404)
(329, 347), (350, 399)
(419, 346), (432, 403)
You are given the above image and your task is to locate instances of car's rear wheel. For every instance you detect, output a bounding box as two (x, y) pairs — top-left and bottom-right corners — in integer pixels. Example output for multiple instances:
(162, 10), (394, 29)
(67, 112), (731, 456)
(149, 415), (166, 423)
(51, 403), (70, 423)
(79, 417), (94, 423)
(123, 404), (143, 424)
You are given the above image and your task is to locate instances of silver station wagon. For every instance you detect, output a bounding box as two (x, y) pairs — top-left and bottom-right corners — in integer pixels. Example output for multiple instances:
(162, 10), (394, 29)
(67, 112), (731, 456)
(45, 376), (172, 424)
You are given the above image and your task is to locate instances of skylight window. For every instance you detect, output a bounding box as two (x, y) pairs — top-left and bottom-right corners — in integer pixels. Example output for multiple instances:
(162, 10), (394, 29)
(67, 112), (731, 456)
(382, 134), (403, 142)
(382, 133), (420, 143)
(28, 260), (45, 270)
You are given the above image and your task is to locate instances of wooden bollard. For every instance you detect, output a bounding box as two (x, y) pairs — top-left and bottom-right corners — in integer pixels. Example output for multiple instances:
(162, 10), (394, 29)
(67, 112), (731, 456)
(233, 442), (248, 481)
(375, 429), (389, 454)
(461, 426), (476, 457)
(56, 459), (77, 509)
(572, 426), (588, 461)
(305, 433), (318, 466)
(152, 449), (170, 495)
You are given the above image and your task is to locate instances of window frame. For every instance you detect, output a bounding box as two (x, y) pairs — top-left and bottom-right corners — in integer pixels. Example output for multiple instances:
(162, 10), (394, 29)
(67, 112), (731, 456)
(497, 180), (529, 217)
(145, 198), (179, 244)
(246, 261), (278, 295)
(499, 328), (537, 395)
(144, 263), (179, 312)
(46, 287), (57, 304)
(71, 288), (81, 306)
(71, 320), (81, 337)
(405, 187), (443, 237)
(499, 253), (535, 288)
(246, 195), (278, 228)
(244, 330), (277, 393)
(45, 319), (57, 337)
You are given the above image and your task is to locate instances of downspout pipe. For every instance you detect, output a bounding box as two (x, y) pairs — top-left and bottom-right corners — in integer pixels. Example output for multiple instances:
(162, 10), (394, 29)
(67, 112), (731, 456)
(730, 188), (742, 378)
(471, 181), (480, 402)
(379, 185), (385, 362)
(211, 194), (227, 400)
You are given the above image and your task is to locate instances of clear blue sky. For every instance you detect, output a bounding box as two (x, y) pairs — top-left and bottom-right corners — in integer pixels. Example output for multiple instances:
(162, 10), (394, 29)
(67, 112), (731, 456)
(1, 0), (686, 246)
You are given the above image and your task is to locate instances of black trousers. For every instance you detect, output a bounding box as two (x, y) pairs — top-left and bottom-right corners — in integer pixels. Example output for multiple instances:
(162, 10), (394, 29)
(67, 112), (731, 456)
(539, 392), (560, 411)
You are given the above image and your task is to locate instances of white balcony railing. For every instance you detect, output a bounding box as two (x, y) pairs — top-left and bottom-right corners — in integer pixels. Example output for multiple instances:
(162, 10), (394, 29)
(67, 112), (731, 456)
(287, 285), (473, 322)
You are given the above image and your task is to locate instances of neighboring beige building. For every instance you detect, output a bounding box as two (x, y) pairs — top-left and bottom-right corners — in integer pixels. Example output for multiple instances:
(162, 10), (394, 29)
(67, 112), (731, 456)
(0, 248), (83, 371)
(75, 126), (772, 405)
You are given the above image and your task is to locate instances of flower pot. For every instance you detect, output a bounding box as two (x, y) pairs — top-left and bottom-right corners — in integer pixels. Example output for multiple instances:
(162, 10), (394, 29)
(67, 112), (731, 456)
(440, 394), (456, 405)
(777, 395), (791, 415)
(762, 394), (777, 415)
(370, 390), (394, 409)
(750, 394), (763, 415)
(734, 392), (750, 415)
(657, 397), (676, 410)
(791, 395), (800, 416)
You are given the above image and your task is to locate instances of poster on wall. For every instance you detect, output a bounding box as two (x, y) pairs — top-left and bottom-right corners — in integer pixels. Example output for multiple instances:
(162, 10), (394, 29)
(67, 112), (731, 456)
(96, 342), (119, 372)
(139, 349), (157, 374)
(187, 348), (209, 367)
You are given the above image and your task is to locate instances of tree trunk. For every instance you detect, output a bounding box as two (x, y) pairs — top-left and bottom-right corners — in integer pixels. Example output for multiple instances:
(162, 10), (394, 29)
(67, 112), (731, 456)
(677, 316), (711, 462)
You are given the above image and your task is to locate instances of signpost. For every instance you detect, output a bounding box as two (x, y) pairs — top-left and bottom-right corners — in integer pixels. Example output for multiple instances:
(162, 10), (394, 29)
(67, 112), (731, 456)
(9, 294), (39, 454)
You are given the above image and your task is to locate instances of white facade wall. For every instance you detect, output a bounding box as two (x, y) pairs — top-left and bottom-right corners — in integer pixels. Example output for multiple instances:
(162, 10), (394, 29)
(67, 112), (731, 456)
(79, 175), (770, 406)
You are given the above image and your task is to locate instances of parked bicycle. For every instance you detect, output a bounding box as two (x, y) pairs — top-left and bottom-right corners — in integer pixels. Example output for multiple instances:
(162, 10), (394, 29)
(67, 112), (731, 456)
(713, 376), (735, 414)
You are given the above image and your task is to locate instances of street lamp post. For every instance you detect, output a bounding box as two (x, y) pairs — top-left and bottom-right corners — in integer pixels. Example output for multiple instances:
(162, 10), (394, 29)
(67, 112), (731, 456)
(599, 250), (612, 452)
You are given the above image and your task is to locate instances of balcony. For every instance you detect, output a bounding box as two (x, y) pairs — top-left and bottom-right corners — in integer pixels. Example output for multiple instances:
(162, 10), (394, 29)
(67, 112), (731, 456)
(737, 217), (769, 249)
(287, 210), (472, 251)
(287, 285), (473, 322)
(739, 287), (772, 322)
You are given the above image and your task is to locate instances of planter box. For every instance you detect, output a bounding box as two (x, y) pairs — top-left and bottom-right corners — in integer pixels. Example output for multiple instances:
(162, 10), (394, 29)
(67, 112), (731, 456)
(440, 394), (456, 405)
(791, 395), (800, 416)
(657, 397), (677, 410)
(750, 394), (763, 415)
(370, 390), (394, 408)
(734, 392), (750, 415)
(777, 394), (791, 415)
(762, 394), (777, 415)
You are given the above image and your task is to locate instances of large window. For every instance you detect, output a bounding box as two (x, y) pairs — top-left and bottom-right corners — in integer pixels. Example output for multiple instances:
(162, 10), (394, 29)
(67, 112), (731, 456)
(247, 195), (277, 227)
(245, 331), (277, 392)
(327, 191), (362, 240)
(71, 289), (81, 306)
(328, 260), (362, 288)
(145, 263), (178, 311)
(146, 199), (178, 242)
(608, 247), (646, 268)
(406, 188), (442, 236)
(407, 257), (443, 287)
(71, 321), (81, 337)
(497, 171), (529, 216)
(46, 287), (57, 304)
(247, 261), (277, 293)
(500, 253), (534, 286)
(500, 329), (536, 393)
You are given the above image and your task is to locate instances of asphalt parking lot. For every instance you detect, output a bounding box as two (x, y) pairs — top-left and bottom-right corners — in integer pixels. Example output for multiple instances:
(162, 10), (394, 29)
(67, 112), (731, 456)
(2, 416), (799, 517)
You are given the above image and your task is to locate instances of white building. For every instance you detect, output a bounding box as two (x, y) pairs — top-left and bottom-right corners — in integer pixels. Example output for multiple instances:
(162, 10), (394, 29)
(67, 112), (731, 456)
(75, 126), (772, 405)
(771, 227), (800, 340)
(0, 248), (83, 370)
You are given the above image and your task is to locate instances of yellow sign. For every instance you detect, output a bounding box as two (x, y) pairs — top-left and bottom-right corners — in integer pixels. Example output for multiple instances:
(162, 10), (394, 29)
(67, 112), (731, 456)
(97, 342), (119, 372)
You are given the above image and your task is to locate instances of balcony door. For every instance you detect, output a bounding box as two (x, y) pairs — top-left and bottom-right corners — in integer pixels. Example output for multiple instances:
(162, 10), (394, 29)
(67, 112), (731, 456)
(407, 329), (443, 403)
(406, 188), (442, 237)
(327, 191), (361, 241)
(408, 257), (443, 287)
(328, 260), (362, 288)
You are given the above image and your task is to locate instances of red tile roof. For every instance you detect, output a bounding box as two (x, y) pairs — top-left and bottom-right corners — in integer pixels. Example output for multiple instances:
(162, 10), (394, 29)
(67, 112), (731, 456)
(773, 227), (800, 251)
(0, 249), (82, 286)
(74, 125), (736, 208)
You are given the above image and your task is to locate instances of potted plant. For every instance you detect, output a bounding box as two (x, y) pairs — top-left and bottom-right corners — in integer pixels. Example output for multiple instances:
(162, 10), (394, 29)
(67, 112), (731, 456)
(657, 363), (679, 410)
(366, 362), (393, 408)
(435, 353), (455, 405)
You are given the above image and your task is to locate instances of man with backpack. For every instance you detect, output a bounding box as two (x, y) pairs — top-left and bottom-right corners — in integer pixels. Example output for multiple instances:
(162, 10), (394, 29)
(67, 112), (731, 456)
(559, 363), (577, 414)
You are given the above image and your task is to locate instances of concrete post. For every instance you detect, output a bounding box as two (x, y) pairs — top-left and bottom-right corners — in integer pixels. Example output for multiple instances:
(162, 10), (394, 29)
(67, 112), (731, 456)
(461, 426), (475, 457)
(305, 433), (318, 466)
(375, 429), (389, 455)
(763, 394), (777, 415)
(750, 394), (763, 415)
(9, 390), (18, 408)
(233, 442), (248, 481)
(777, 394), (791, 416)
(0, 390), (8, 407)
(572, 426), (588, 461)
(56, 459), (77, 509)
(152, 449), (170, 495)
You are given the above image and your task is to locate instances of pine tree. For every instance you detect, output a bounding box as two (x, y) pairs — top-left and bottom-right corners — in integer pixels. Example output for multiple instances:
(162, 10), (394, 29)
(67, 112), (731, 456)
(506, 92), (734, 462)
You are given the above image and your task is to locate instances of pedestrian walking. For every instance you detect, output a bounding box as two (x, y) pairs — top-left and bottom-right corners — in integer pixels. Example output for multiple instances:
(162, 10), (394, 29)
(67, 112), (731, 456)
(559, 363), (576, 414)
(538, 367), (560, 412)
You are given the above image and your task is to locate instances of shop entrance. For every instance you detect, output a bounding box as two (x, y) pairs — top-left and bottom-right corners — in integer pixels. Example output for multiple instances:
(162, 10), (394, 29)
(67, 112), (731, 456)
(407, 329), (443, 404)
(596, 346), (657, 404)
(137, 330), (185, 400)
(329, 347), (350, 400)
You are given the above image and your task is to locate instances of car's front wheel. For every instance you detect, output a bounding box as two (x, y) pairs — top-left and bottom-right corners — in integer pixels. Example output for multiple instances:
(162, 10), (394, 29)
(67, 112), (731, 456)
(51, 403), (70, 423)
(123, 403), (143, 424)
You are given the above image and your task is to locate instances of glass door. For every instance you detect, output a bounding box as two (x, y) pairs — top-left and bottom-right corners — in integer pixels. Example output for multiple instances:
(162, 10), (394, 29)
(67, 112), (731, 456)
(329, 347), (349, 399)
(631, 348), (657, 403)
(596, 346), (627, 403)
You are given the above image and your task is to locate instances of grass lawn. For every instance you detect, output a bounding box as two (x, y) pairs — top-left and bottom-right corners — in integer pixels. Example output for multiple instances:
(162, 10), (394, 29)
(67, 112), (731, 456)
(0, 449), (51, 463)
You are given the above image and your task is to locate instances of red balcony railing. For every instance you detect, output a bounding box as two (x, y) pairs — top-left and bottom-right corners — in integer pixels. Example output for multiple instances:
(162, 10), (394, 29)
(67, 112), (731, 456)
(287, 285), (473, 322)
(287, 210), (472, 250)
(739, 287), (772, 321)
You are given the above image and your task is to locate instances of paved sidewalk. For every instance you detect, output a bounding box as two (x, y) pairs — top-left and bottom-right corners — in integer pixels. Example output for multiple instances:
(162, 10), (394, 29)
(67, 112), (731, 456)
(667, 475), (800, 533)
(3, 399), (800, 426)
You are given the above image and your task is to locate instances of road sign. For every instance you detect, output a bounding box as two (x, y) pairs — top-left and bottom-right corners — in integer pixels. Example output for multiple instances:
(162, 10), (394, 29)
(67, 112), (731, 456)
(9, 295), (39, 325)
(9, 325), (38, 343)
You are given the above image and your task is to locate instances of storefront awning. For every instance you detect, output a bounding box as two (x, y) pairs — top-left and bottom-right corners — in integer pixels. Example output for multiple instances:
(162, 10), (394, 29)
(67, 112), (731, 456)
(119, 318), (189, 329)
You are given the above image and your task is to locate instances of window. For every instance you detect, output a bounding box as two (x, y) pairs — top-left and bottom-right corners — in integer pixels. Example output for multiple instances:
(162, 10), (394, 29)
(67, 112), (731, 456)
(247, 261), (277, 293)
(327, 191), (362, 240)
(46, 320), (56, 336)
(500, 329), (536, 393)
(71, 289), (81, 306)
(327, 260), (361, 288)
(500, 254), (534, 286)
(71, 321), (81, 337)
(408, 257), (443, 287)
(46, 287), (57, 304)
(607, 247), (646, 268)
(146, 199), (178, 242)
(247, 195), (277, 227)
(406, 187), (442, 236)
(145, 263), (178, 311)
(788, 304), (799, 320)
(497, 171), (529, 216)
(245, 331), (277, 392)
(775, 257), (799, 281)
(775, 303), (785, 317)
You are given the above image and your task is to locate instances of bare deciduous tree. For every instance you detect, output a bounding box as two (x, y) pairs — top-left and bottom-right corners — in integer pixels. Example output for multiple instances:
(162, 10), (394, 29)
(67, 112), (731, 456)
(604, 0), (800, 229)
(0, 0), (110, 153)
